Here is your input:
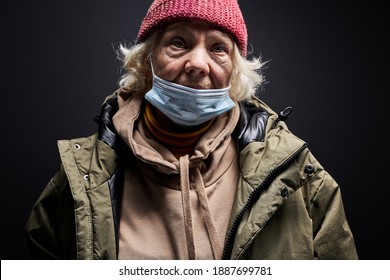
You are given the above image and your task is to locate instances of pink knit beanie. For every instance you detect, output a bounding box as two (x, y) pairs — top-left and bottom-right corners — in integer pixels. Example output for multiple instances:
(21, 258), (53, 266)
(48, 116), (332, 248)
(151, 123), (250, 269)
(137, 0), (247, 56)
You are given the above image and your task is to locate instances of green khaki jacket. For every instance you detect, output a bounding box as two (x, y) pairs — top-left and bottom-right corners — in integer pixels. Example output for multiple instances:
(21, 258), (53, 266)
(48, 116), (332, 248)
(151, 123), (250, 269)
(25, 94), (358, 259)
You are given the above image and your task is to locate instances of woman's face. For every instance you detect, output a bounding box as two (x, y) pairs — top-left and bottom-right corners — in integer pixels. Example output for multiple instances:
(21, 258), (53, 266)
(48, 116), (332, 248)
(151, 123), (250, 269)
(152, 21), (235, 90)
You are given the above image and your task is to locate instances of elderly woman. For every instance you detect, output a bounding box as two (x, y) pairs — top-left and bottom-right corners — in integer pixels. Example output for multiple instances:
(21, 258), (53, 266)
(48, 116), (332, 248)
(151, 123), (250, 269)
(25, 0), (358, 260)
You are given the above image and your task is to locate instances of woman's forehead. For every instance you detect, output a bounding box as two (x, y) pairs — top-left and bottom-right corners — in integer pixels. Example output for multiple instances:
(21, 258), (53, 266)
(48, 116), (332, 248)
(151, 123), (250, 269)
(160, 21), (234, 47)
(164, 20), (231, 38)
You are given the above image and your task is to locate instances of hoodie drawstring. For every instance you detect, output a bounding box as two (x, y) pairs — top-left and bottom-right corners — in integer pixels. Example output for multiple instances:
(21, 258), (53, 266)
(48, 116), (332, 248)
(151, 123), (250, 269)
(179, 155), (196, 259)
(193, 168), (223, 259)
(179, 155), (222, 260)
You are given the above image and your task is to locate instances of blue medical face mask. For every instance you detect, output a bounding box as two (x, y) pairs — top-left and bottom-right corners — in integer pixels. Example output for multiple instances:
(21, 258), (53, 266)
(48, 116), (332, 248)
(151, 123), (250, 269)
(144, 73), (235, 127)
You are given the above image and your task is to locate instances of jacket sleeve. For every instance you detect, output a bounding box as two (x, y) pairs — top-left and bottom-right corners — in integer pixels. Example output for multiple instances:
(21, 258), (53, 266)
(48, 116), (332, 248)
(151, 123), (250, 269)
(310, 170), (358, 259)
(24, 165), (76, 259)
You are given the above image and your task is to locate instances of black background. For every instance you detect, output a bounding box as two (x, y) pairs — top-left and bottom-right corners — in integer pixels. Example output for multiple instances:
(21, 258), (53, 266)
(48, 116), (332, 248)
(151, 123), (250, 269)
(2, 0), (388, 259)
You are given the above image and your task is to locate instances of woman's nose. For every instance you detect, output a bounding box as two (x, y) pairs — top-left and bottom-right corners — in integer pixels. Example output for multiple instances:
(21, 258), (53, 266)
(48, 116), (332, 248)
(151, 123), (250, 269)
(184, 47), (210, 76)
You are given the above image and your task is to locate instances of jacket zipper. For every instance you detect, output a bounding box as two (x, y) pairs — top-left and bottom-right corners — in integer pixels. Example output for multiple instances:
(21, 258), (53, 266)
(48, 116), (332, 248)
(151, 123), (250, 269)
(221, 142), (308, 259)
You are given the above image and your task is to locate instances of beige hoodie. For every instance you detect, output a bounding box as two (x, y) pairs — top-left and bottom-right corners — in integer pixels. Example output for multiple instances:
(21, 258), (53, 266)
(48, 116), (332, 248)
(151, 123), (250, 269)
(112, 90), (240, 260)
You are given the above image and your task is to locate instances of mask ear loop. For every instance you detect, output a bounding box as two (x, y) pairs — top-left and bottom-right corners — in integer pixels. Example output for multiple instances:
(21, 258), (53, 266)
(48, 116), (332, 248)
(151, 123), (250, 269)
(146, 58), (157, 87)
(145, 51), (155, 78)
(150, 61), (155, 76)
(147, 58), (158, 83)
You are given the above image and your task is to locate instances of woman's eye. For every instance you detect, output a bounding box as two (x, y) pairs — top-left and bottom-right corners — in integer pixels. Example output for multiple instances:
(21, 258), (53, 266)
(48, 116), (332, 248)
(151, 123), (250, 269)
(212, 43), (227, 53)
(170, 37), (186, 48)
